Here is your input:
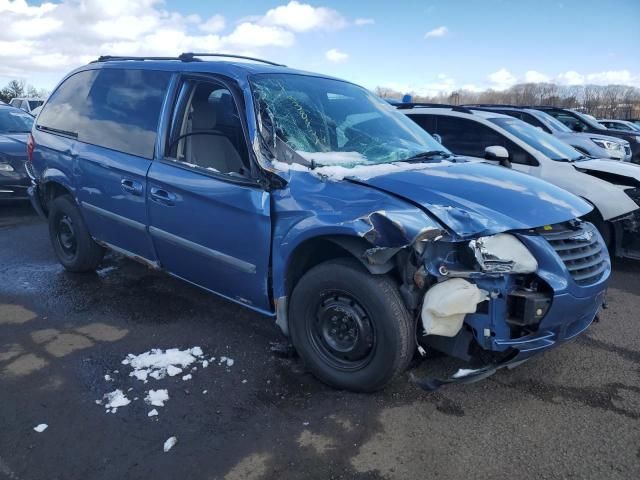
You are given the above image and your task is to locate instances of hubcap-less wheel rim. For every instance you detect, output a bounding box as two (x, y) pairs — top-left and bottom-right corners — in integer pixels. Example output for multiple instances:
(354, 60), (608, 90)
(309, 291), (376, 371)
(57, 215), (77, 259)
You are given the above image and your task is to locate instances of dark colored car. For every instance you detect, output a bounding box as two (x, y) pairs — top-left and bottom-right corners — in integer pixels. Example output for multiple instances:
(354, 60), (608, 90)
(531, 107), (640, 163)
(0, 104), (33, 200)
(27, 54), (609, 392)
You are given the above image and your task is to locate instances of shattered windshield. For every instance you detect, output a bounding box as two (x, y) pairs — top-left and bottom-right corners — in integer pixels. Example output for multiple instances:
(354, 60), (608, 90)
(250, 74), (448, 167)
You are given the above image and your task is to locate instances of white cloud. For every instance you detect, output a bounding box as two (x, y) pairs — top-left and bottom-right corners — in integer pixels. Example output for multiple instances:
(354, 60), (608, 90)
(354, 18), (375, 26)
(261, 1), (347, 32)
(556, 70), (585, 85)
(380, 74), (457, 97)
(424, 26), (448, 39)
(0, 0), (354, 85)
(524, 70), (550, 83)
(225, 23), (294, 49)
(488, 68), (517, 90)
(199, 14), (226, 34)
(326, 48), (349, 63)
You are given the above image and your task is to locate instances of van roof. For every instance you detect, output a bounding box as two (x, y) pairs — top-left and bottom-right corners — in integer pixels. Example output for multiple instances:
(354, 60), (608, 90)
(70, 54), (338, 84)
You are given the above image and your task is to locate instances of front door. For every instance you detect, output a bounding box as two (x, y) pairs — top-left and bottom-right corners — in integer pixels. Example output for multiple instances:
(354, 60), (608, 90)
(146, 77), (272, 312)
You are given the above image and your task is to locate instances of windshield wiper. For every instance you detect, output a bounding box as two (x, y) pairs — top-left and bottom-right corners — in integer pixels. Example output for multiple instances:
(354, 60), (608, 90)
(402, 150), (453, 163)
(36, 125), (78, 138)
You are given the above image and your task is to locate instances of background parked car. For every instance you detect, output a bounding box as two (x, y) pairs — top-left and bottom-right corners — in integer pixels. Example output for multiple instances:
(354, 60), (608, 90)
(8, 97), (45, 115)
(530, 106), (640, 163)
(465, 105), (631, 161)
(0, 104), (33, 200)
(598, 119), (640, 132)
(30, 104), (43, 117)
(399, 104), (640, 260)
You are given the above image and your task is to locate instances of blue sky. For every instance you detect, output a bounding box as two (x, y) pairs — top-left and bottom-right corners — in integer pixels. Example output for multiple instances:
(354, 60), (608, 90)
(1, 0), (639, 93)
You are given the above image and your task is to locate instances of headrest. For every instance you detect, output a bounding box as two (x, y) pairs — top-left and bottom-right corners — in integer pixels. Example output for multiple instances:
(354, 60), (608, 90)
(191, 98), (217, 130)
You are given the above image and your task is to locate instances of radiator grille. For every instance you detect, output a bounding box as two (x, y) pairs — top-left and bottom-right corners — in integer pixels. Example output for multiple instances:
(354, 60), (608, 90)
(541, 223), (608, 286)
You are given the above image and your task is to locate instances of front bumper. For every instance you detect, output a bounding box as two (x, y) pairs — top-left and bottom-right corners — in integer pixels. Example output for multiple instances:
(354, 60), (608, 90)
(416, 222), (610, 390)
(0, 175), (30, 200)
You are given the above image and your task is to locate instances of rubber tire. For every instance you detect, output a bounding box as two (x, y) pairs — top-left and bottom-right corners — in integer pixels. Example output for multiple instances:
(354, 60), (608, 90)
(48, 195), (104, 272)
(289, 258), (414, 392)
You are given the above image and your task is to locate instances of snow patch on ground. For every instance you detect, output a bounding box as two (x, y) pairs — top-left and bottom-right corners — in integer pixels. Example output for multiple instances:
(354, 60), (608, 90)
(33, 424), (48, 433)
(182, 374), (192, 381)
(148, 409), (158, 417)
(145, 389), (169, 407)
(123, 347), (204, 382)
(102, 389), (131, 413)
(163, 436), (177, 452)
(219, 356), (234, 367)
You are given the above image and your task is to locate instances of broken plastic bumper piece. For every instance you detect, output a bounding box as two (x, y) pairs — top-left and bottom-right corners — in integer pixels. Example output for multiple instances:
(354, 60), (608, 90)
(411, 306), (597, 392)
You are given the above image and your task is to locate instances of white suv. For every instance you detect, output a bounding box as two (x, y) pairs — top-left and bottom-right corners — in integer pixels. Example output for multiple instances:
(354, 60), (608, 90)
(400, 105), (640, 259)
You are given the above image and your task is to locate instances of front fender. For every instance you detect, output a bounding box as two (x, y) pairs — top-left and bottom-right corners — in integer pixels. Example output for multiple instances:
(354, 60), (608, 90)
(270, 171), (443, 300)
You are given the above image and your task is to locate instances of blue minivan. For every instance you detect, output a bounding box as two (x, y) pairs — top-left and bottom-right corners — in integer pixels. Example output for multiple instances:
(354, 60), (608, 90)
(27, 54), (610, 391)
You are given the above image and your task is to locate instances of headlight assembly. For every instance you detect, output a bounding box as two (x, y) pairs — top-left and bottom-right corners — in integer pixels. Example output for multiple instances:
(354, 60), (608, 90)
(0, 163), (15, 172)
(591, 138), (622, 150)
(469, 233), (538, 274)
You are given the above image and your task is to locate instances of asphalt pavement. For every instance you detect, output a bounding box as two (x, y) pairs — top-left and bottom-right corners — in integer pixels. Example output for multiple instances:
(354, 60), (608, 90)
(1, 203), (639, 480)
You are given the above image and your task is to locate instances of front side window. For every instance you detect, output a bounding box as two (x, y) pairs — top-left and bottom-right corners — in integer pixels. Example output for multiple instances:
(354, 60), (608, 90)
(434, 116), (537, 165)
(166, 80), (249, 175)
(28, 100), (43, 111)
(490, 117), (582, 162)
(251, 74), (446, 167)
(0, 108), (34, 133)
(37, 68), (171, 158)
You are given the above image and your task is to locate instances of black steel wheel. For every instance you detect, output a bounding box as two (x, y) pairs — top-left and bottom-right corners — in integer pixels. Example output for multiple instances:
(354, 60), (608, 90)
(48, 195), (104, 272)
(289, 258), (413, 392)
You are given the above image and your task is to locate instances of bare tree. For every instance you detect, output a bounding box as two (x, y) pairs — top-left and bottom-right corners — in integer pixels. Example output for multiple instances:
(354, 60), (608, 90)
(375, 82), (640, 119)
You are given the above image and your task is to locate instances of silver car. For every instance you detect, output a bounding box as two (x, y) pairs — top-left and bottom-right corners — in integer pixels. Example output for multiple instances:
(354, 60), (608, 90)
(467, 105), (632, 161)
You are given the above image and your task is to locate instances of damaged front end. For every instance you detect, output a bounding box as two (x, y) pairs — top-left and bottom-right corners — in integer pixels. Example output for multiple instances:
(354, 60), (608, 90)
(360, 214), (610, 391)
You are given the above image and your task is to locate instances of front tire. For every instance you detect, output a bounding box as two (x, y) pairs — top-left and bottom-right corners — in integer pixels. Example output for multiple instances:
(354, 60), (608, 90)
(48, 195), (104, 272)
(289, 258), (414, 392)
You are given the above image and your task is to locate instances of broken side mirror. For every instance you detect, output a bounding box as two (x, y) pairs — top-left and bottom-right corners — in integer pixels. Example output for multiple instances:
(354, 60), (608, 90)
(485, 145), (512, 168)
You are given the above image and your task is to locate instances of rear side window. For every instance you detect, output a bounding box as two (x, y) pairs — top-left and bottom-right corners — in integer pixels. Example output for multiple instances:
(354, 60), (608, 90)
(407, 114), (435, 135)
(37, 68), (171, 159)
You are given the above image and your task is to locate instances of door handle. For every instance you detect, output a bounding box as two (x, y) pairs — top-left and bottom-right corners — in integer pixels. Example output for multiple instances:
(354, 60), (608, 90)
(150, 186), (176, 206)
(121, 178), (143, 196)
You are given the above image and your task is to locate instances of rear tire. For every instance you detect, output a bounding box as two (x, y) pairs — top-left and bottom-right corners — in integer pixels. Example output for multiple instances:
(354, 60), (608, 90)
(289, 258), (414, 392)
(48, 195), (104, 272)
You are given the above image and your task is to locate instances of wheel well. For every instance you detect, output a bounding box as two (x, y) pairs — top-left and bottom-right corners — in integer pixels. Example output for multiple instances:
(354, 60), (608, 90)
(285, 237), (354, 298)
(41, 182), (71, 216)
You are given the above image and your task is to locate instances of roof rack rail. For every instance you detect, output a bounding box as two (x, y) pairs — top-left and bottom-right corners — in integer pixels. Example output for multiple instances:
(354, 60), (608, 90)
(92, 55), (186, 63)
(463, 103), (525, 108)
(178, 52), (286, 67)
(92, 53), (286, 67)
(394, 102), (473, 114)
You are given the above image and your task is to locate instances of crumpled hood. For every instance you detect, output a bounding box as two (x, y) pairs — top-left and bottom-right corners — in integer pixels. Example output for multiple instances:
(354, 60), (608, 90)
(575, 158), (640, 184)
(356, 161), (592, 237)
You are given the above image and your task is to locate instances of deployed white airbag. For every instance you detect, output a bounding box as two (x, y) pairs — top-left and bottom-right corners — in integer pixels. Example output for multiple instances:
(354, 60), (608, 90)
(421, 278), (488, 337)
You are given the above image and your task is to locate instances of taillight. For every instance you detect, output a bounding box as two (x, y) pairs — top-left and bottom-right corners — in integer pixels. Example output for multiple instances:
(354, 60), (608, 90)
(27, 133), (35, 163)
